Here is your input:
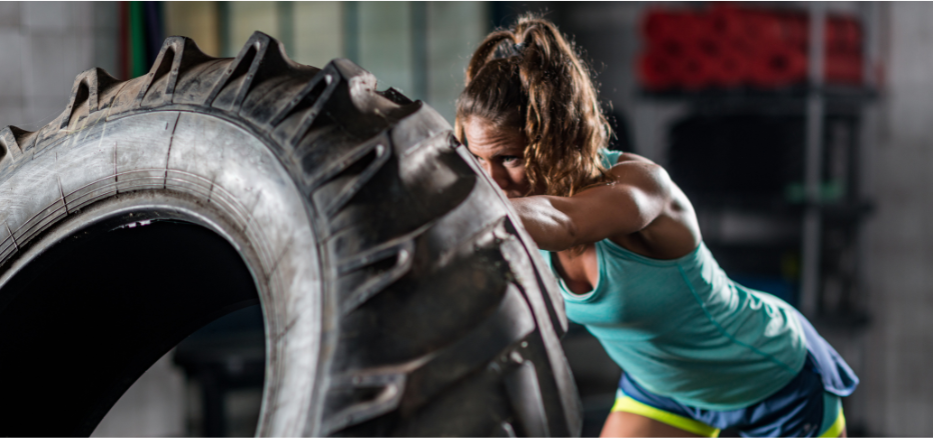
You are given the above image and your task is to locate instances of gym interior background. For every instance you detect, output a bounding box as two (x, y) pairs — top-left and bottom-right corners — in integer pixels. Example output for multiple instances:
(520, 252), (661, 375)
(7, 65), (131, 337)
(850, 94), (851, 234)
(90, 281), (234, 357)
(0, 1), (929, 436)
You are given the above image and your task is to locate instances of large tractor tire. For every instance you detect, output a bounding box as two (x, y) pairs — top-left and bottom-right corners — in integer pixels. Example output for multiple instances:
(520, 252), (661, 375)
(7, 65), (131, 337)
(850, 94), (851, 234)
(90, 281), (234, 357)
(0, 32), (581, 436)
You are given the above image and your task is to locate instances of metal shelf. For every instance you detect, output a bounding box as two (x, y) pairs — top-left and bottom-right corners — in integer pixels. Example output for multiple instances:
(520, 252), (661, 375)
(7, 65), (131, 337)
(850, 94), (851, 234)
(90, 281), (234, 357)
(639, 85), (877, 116)
(639, 84), (878, 103)
(689, 192), (873, 215)
(631, 3), (879, 432)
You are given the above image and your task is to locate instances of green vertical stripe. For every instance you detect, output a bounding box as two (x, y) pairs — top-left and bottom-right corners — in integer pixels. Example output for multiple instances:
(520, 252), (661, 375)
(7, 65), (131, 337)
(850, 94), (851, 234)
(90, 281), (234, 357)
(129, 1), (147, 78)
(411, 2), (427, 100)
(343, 2), (359, 62)
(277, 2), (295, 57)
(217, 2), (231, 57)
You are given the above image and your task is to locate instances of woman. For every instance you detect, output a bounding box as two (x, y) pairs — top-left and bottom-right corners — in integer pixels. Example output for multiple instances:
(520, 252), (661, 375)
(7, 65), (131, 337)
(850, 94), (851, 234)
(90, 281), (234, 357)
(456, 15), (858, 438)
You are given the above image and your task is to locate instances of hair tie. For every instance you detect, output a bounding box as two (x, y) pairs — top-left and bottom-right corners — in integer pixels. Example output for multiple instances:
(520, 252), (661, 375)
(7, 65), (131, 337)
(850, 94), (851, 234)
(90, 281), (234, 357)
(492, 40), (527, 59)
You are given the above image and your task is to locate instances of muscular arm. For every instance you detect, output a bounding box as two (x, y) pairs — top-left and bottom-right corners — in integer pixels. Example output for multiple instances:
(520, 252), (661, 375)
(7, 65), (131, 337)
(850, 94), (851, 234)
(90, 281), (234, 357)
(511, 161), (673, 252)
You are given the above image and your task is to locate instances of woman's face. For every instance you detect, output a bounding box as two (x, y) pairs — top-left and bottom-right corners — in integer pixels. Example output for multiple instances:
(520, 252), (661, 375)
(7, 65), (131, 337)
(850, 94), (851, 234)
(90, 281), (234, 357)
(462, 117), (532, 198)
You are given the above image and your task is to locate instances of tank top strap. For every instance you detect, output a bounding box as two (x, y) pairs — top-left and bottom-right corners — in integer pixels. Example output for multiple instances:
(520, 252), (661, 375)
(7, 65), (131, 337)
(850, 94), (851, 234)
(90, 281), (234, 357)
(599, 148), (623, 168)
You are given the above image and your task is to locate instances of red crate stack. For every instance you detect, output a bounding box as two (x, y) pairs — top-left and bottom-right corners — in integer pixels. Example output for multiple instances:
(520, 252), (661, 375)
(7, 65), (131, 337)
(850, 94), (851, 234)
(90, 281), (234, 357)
(639, 4), (863, 90)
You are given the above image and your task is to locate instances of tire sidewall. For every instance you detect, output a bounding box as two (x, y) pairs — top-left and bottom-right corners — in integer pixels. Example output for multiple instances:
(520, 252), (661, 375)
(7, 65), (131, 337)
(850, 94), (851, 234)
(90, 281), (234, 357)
(0, 110), (326, 436)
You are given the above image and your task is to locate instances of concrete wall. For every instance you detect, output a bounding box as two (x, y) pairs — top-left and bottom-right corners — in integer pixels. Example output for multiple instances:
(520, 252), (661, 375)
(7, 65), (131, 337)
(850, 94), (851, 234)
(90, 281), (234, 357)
(164, 2), (221, 57)
(170, 2), (486, 125)
(0, 2), (118, 131)
(91, 351), (187, 437)
(863, 2), (933, 435)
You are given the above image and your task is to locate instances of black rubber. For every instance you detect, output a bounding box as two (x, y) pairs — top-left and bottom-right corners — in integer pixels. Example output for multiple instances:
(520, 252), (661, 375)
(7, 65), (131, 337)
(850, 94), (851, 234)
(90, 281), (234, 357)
(0, 32), (581, 436)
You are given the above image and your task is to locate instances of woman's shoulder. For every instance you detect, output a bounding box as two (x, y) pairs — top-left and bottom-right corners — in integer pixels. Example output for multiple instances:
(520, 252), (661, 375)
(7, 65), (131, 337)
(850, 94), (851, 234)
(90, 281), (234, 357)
(608, 151), (656, 166)
(599, 152), (701, 260)
(603, 153), (671, 194)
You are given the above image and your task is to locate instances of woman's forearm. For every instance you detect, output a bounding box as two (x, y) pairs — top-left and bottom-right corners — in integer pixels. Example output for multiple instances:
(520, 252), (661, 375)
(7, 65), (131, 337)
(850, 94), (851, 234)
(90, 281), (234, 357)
(510, 196), (578, 251)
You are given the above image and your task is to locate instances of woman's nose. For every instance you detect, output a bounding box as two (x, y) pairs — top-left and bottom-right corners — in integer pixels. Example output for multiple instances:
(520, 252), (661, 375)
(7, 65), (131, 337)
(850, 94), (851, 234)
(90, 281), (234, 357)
(477, 160), (511, 191)
(487, 165), (511, 191)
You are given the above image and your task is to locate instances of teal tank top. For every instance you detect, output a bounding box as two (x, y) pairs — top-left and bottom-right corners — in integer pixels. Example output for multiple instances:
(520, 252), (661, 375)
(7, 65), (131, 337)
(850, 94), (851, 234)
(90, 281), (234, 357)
(539, 149), (807, 410)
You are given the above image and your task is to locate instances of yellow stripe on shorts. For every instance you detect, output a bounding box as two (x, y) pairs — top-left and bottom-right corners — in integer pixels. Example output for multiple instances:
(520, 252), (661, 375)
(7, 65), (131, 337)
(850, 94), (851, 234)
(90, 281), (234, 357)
(819, 405), (846, 437)
(611, 390), (721, 437)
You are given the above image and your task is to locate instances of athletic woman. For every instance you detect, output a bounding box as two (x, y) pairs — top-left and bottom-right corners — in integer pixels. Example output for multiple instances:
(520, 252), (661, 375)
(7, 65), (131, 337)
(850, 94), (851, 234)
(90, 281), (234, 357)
(456, 15), (858, 438)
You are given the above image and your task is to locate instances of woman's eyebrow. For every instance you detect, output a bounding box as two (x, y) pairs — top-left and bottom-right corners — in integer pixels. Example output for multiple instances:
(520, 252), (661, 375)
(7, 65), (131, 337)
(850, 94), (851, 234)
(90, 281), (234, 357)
(487, 144), (524, 156)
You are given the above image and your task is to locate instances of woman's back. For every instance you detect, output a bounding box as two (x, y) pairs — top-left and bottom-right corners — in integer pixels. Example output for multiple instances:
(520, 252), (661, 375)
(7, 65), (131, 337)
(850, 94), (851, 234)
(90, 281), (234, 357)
(544, 239), (807, 410)
(543, 150), (808, 408)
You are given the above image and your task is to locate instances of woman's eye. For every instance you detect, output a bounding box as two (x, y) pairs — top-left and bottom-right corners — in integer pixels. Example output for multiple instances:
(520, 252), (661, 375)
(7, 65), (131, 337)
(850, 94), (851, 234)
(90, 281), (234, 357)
(501, 155), (522, 165)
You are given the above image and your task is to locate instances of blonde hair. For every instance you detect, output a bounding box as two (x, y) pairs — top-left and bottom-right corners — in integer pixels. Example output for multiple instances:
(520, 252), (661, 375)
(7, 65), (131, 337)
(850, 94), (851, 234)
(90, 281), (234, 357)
(455, 14), (612, 197)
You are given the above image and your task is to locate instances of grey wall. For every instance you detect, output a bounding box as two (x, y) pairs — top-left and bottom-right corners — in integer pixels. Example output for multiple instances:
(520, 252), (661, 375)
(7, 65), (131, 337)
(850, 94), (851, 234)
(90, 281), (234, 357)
(0, 2), (118, 131)
(91, 352), (187, 437)
(864, 2), (933, 435)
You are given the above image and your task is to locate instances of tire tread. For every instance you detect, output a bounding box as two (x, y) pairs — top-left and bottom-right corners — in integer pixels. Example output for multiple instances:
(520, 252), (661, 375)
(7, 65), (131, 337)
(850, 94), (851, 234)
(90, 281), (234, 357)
(0, 30), (580, 437)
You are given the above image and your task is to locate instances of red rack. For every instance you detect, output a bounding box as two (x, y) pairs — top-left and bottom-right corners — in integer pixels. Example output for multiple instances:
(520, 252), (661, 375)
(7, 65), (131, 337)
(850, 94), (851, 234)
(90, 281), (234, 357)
(639, 4), (863, 90)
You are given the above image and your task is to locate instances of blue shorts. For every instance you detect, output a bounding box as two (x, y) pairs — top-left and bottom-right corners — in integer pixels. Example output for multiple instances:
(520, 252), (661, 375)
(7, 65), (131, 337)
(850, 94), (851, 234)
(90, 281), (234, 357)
(612, 354), (844, 437)
(610, 309), (855, 437)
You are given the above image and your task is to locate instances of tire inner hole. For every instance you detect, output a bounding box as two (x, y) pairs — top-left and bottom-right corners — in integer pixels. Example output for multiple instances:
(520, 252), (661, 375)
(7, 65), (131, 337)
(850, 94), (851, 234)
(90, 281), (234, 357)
(0, 219), (264, 437)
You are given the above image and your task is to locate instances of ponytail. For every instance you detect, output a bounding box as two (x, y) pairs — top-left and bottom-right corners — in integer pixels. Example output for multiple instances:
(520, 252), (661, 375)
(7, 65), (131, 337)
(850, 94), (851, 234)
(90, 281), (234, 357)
(456, 14), (612, 197)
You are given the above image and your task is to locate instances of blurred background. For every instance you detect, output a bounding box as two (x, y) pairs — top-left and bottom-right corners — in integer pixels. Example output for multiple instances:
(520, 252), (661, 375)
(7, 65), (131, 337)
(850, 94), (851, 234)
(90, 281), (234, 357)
(0, 1), (928, 436)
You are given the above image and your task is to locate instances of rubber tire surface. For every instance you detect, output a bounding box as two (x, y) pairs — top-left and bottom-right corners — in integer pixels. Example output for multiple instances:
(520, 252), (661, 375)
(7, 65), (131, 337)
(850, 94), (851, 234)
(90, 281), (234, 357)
(0, 32), (581, 436)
